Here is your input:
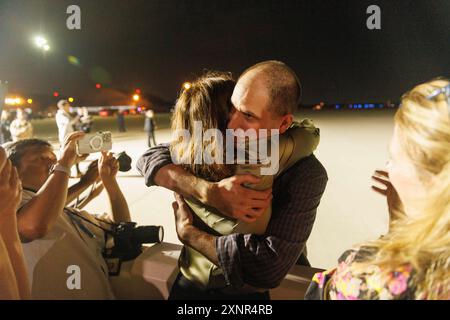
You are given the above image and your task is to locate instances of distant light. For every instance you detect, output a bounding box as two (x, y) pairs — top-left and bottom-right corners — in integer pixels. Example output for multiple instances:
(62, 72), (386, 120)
(34, 36), (47, 48)
(43, 44), (50, 51)
(335, 104), (340, 109)
(68, 55), (81, 66)
(5, 97), (23, 106)
(133, 94), (140, 102)
(68, 97), (74, 103)
(183, 82), (192, 90)
(53, 92), (59, 97)
(135, 89), (141, 94)
(95, 83), (102, 89)
(27, 98), (33, 104)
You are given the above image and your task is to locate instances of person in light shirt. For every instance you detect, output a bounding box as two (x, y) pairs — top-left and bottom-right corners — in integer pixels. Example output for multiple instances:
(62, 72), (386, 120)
(5, 132), (131, 299)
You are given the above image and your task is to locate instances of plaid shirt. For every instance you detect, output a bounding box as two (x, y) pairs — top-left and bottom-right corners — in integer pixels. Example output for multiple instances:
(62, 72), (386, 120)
(136, 144), (328, 289)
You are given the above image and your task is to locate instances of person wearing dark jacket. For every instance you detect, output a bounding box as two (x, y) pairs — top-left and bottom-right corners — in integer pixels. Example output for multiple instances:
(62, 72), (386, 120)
(144, 109), (157, 147)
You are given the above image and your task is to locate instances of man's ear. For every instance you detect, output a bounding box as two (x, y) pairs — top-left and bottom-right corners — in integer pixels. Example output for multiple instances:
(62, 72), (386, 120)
(278, 114), (293, 134)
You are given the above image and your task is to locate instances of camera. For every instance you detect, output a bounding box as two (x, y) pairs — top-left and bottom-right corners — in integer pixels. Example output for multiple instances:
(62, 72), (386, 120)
(114, 151), (132, 172)
(103, 222), (164, 262)
(76, 131), (112, 155)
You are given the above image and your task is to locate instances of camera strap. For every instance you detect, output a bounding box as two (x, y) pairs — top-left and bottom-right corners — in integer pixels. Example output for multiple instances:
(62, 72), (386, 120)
(64, 207), (113, 235)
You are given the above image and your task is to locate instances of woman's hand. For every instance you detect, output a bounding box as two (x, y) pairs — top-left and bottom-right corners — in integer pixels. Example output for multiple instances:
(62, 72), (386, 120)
(172, 193), (194, 242)
(372, 170), (405, 227)
(0, 148), (22, 219)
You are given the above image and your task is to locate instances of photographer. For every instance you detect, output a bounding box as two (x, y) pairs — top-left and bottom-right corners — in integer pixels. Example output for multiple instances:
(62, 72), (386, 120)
(5, 132), (131, 299)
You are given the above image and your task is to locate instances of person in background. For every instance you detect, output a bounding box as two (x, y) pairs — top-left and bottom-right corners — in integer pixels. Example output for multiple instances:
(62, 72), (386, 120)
(117, 110), (126, 132)
(306, 79), (450, 300)
(10, 109), (33, 141)
(80, 107), (93, 133)
(0, 146), (30, 299)
(144, 109), (157, 147)
(0, 110), (12, 144)
(56, 100), (82, 177)
(74, 107), (93, 133)
(55, 100), (79, 145)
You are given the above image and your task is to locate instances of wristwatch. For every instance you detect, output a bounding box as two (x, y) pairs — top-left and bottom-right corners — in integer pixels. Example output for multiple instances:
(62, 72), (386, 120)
(49, 163), (71, 176)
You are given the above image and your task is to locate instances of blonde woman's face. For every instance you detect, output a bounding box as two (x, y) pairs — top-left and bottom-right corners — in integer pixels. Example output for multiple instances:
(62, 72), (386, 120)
(386, 125), (427, 217)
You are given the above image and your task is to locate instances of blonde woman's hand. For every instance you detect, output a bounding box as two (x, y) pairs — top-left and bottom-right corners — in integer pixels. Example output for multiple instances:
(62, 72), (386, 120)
(372, 170), (405, 226)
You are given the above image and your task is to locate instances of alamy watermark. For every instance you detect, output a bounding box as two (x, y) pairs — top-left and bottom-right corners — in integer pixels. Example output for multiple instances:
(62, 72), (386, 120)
(66, 5), (81, 30)
(66, 265), (81, 290)
(366, 5), (381, 30)
(171, 123), (281, 176)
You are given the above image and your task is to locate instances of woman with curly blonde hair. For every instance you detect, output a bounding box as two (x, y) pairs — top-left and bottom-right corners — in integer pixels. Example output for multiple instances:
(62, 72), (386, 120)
(306, 79), (450, 300)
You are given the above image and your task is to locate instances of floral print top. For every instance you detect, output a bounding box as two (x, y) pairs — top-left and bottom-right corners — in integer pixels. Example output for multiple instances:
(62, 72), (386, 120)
(305, 249), (417, 300)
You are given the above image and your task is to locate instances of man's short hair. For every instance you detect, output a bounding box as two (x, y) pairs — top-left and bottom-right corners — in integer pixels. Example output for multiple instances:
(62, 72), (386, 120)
(57, 99), (69, 109)
(239, 60), (302, 117)
(3, 139), (52, 167)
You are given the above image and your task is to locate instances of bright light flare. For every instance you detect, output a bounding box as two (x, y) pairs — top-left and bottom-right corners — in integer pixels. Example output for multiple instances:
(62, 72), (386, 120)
(68, 97), (74, 103)
(183, 82), (192, 90)
(34, 36), (48, 47)
(132, 94), (140, 102)
(5, 97), (23, 106)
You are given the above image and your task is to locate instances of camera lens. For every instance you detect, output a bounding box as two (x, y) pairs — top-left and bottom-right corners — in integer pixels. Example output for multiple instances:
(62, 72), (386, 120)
(133, 225), (164, 244)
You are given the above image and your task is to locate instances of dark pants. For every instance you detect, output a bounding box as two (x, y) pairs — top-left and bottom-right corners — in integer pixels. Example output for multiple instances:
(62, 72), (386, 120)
(147, 130), (156, 147)
(169, 273), (270, 300)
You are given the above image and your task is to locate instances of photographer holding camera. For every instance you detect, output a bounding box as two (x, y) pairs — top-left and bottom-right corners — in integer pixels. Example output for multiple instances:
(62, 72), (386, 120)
(4, 131), (132, 299)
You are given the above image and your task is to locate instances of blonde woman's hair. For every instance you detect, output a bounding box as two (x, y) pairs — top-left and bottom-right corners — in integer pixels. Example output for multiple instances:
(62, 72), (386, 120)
(170, 72), (236, 182)
(354, 78), (450, 299)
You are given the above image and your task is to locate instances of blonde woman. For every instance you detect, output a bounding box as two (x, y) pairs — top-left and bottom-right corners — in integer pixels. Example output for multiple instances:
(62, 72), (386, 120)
(306, 79), (450, 300)
(0, 146), (30, 299)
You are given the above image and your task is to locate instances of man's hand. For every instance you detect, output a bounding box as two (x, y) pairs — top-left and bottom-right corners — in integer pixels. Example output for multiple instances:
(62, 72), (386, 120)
(99, 152), (119, 185)
(0, 148), (22, 218)
(58, 131), (87, 168)
(79, 160), (100, 185)
(172, 193), (220, 265)
(172, 193), (194, 242)
(372, 170), (405, 227)
(206, 175), (272, 223)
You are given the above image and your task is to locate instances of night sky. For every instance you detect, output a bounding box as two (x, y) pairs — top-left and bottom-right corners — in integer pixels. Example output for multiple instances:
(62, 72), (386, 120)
(0, 0), (449, 106)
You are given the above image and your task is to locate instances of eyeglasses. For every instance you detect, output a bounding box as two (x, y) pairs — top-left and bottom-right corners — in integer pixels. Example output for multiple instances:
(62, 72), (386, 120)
(427, 83), (450, 117)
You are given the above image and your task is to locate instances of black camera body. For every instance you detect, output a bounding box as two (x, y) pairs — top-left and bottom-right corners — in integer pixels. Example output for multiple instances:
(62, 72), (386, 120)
(115, 151), (132, 172)
(103, 222), (164, 262)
